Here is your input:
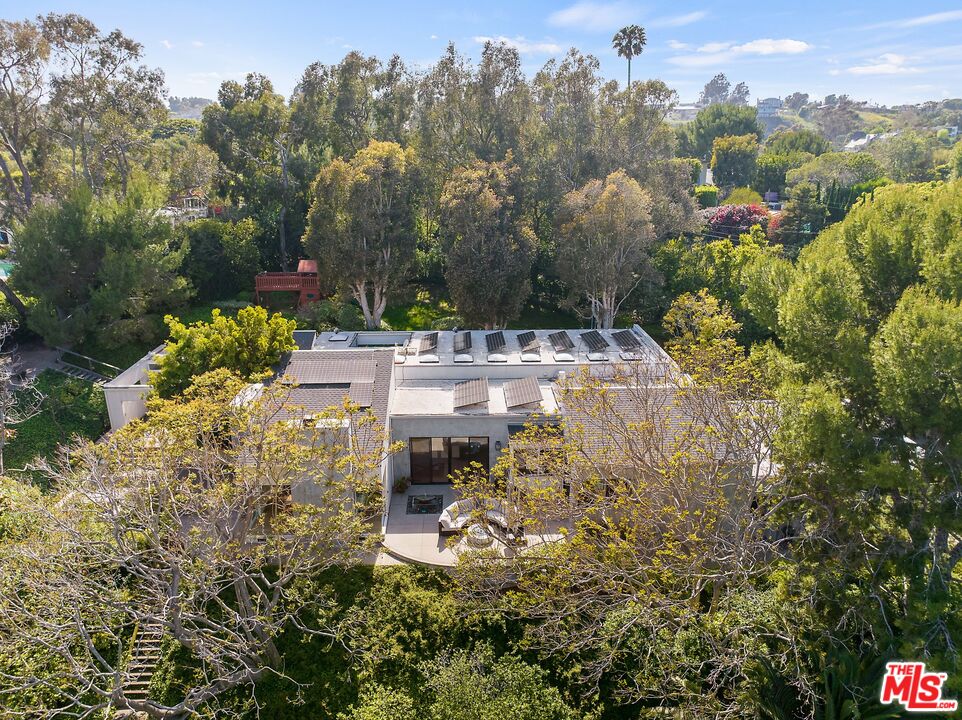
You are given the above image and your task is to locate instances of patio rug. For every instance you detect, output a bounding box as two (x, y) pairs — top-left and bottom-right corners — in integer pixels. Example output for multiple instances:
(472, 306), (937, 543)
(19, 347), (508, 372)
(406, 494), (444, 515)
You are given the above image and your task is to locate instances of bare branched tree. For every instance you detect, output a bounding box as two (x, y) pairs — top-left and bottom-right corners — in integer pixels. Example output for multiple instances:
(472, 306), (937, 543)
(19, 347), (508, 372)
(0, 321), (43, 474)
(452, 338), (800, 716)
(0, 369), (396, 719)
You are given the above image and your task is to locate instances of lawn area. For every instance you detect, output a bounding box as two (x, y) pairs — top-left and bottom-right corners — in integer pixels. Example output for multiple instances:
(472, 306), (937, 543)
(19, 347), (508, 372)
(5, 370), (108, 485)
(384, 286), (583, 331)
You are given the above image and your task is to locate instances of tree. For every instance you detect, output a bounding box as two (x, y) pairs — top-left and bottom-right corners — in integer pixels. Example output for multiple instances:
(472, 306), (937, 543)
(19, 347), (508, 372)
(611, 25), (646, 89)
(452, 324), (784, 716)
(153, 305), (296, 397)
(439, 158), (535, 328)
(764, 128), (829, 156)
(812, 101), (861, 144)
(776, 181), (829, 251)
(344, 646), (578, 720)
(303, 140), (417, 330)
(0, 321), (42, 474)
(556, 170), (656, 328)
(752, 150), (814, 195)
(417, 42), (531, 172)
(0, 369), (393, 719)
(202, 73), (308, 271)
(698, 72), (749, 106)
(870, 130), (938, 182)
(181, 218), (260, 301)
(0, 18), (49, 220)
(12, 181), (191, 347)
(711, 133), (759, 188)
(783, 92), (809, 111)
(765, 184), (962, 686)
(685, 103), (764, 160)
(291, 52), (415, 160)
(785, 151), (886, 189)
(41, 13), (166, 194)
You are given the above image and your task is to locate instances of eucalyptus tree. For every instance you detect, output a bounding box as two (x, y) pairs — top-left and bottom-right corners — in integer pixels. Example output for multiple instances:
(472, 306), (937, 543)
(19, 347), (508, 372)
(41, 13), (166, 194)
(556, 170), (657, 328)
(202, 73), (308, 270)
(0, 18), (48, 219)
(611, 24), (646, 89)
(303, 140), (417, 329)
(439, 158), (536, 328)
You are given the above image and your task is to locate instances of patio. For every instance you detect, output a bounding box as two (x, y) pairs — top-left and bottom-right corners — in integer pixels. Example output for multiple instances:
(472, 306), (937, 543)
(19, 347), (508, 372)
(382, 485), (461, 566)
(381, 484), (567, 567)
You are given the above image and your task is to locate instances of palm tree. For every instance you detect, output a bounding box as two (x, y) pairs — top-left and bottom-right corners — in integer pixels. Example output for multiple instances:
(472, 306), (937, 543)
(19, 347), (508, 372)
(611, 24), (647, 90)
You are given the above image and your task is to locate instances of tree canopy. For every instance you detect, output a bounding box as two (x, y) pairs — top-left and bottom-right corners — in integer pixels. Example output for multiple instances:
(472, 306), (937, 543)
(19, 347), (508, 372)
(152, 305), (296, 397)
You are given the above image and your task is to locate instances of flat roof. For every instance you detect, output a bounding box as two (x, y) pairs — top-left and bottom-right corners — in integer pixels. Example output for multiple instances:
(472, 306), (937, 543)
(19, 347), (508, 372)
(312, 326), (671, 368)
(391, 378), (560, 416)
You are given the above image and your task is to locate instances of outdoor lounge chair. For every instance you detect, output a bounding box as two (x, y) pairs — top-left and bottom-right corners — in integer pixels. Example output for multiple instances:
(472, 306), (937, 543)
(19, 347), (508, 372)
(438, 499), (508, 536)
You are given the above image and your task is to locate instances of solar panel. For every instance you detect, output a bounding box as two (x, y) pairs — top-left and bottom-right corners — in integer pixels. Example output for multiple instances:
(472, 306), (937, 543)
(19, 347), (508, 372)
(485, 331), (506, 353)
(504, 376), (542, 408)
(581, 330), (608, 351)
(454, 331), (472, 353)
(348, 382), (373, 407)
(453, 377), (489, 408)
(418, 331), (439, 353)
(517, 331), (539, 353)
(548, 331), (574, 352)
(612, 329), (642, 350)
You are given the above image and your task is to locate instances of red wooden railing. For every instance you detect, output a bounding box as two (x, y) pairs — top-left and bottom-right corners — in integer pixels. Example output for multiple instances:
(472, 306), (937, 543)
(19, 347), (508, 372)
(254, 273), (320, 293)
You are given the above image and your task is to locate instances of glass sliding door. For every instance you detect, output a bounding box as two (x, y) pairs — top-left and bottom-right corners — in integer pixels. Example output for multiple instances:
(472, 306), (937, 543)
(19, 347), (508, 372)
(450, 437), (489, 476)
(409, 438), (433, 484)
(429, 438), (449, 483)
(409, 436), (489, 484)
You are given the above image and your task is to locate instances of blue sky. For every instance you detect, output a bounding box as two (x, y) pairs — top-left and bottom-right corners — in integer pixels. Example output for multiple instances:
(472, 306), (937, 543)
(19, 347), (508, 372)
(4, 1), (961, 105)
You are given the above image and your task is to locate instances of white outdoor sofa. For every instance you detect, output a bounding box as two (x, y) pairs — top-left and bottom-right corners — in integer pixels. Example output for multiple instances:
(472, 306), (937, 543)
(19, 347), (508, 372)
(438, 498), (508, 536)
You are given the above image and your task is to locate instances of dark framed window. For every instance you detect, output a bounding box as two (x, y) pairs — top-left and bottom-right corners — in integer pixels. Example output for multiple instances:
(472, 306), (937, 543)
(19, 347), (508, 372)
(409, 436), (489, 484)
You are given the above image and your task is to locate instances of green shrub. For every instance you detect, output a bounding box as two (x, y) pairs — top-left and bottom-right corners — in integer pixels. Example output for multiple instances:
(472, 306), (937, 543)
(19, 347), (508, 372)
(695, 185), (719, 208)
(726, 187), (764, 205)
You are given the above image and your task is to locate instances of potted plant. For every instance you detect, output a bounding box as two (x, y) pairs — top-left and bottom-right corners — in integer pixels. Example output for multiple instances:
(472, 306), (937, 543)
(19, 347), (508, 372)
(392, 475), (410, 494)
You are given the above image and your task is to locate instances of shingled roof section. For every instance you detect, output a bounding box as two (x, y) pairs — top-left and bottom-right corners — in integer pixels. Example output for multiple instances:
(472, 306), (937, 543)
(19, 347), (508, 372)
(269, 349), (394, 452)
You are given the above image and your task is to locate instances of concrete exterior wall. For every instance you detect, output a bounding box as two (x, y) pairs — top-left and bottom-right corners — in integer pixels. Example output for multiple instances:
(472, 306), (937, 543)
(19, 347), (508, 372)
(102, 345), (164, 432)
(105, 386), (150, 431)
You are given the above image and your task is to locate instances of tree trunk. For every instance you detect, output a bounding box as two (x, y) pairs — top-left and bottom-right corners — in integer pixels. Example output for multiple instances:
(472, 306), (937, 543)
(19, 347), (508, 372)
(354, 283), (376, 330)
(0, 279), (28, 324)
(277, 206), (288, 272)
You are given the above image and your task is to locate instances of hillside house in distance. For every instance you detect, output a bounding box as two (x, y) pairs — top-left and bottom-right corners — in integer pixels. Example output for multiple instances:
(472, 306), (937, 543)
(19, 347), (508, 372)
(159, 188), (211, 226)
(756, 97), (783, 118)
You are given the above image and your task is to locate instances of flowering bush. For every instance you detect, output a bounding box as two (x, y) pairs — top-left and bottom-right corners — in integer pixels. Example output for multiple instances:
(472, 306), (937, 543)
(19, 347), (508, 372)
(705, 203), (769, 238)
(766, 212), (783, 242)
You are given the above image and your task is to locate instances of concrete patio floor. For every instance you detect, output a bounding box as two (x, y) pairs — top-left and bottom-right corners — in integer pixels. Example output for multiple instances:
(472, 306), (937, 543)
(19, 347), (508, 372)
(381, 485), (568, 567)
(382, 485), (461, 566)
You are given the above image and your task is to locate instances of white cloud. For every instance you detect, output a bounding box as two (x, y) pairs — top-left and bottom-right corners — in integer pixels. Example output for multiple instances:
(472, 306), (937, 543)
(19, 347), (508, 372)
(736, 38), (811, 55)
(876, 10), (962, 29)
(191, 40), (204, 48)
(474, 35), (562, 54)
(667, 37), (812, 67)
(667, 40), (690, 50)
(430, 34), (438, 40)
(846, 53), (919, 75)
(697, 41), (732, 53)
(650, 11), (707, 28)
(548, 2), (634, 32)
(160, 39), (174, 50)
